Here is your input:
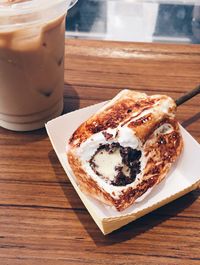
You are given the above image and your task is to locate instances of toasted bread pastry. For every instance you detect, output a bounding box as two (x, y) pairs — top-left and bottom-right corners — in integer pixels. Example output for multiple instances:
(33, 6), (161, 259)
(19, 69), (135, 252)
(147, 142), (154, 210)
(67, 90), (183, 211)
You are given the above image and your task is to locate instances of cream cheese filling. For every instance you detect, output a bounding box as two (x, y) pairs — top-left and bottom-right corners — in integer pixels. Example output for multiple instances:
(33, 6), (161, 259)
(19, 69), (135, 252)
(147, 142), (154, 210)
(92, 147), (122, 182)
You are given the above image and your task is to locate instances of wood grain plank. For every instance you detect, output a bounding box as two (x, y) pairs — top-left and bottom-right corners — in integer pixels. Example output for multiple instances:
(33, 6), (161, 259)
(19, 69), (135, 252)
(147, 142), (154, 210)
(0, 204), (199, 264)
(64, 85), (200, 104)
(0, 39), (200, 264)
(0, 182), (199, 215)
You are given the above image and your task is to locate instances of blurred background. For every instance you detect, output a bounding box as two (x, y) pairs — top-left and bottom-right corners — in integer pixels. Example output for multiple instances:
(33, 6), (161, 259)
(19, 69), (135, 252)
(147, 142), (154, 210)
(66, 0), (200, 44)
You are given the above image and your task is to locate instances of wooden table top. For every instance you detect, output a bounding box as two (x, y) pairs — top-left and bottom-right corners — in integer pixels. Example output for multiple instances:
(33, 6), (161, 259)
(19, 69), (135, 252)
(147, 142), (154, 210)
(0, 39), (200, 265)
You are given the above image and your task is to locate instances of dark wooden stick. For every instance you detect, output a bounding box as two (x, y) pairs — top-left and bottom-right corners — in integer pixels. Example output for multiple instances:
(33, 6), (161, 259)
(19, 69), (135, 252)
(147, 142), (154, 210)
(175, 85), (200, 106)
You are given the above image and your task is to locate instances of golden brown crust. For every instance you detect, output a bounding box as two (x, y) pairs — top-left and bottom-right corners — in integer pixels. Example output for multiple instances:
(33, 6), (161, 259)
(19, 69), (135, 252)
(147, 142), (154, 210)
(69, 90), (175, 148)
(67, 89), (183, 211)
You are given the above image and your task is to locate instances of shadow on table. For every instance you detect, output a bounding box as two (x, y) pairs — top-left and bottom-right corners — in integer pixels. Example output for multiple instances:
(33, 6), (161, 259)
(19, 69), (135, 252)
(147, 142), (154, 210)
(79, 193), (198, 246)
(0, 126), (47, 143)
(48, 149), (199, 246)
(63, 83), (80, 114)
(181, 112), (200, 129)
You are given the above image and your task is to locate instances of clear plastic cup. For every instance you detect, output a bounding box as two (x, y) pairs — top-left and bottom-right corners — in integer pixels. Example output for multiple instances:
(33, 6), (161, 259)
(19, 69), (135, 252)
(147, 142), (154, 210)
(0, 0), (77, 131)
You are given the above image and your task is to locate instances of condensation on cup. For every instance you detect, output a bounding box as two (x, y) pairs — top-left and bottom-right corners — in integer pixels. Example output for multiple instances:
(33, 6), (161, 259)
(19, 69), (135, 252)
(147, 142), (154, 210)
(0, 0), (77, 131)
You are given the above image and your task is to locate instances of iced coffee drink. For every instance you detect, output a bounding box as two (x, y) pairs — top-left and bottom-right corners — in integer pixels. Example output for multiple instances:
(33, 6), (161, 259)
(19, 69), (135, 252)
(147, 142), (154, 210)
(0, 0), (73, 131)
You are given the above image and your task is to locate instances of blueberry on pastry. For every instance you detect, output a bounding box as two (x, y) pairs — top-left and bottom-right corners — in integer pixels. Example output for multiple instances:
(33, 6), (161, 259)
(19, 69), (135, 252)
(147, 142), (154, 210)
(67, 89), (183, 211)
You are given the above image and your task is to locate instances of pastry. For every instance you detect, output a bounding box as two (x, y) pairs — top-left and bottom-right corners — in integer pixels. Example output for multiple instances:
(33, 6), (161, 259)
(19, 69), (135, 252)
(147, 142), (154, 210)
(67, 89), (183, 211)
